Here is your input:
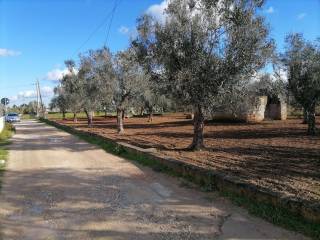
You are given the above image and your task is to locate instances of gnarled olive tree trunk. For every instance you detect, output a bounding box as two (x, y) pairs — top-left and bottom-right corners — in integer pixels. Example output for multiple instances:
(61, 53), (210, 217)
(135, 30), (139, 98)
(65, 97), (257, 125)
(73, 112), (77, 123)
(117, 107), (124, 134)
(148, 106), (153, 122)
(307, 103), (316, 135)
(189, 105), (205, 150)
(302, 107), (308, 124)
(140, 107), (144, 116)
(84, 110), (93, 127)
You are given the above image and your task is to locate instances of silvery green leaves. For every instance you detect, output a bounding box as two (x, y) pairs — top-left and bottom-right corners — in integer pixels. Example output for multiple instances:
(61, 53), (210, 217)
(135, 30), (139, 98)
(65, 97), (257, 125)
(134, 0), (273, 149)
(283, 34), (320, 135)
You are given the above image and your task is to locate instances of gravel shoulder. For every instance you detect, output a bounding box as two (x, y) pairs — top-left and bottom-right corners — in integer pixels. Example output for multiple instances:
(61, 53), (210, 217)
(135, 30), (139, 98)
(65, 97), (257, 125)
(0, 120), (308, 240)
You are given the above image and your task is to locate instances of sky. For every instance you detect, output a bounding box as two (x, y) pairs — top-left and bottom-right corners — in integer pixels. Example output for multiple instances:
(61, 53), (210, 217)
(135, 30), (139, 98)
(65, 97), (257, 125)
(0, 0), (319, 106)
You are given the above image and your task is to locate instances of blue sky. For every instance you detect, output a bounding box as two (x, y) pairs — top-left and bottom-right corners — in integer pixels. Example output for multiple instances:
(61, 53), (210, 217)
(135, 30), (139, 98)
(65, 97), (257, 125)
(0, 0), (319, 106)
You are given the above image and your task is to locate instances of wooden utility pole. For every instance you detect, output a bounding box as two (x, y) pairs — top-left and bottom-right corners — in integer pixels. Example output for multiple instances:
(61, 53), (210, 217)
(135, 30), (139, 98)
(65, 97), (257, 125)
(36, 80), (44, 117)
(38, 81), (44, 117)
(36, 80), (39, 117)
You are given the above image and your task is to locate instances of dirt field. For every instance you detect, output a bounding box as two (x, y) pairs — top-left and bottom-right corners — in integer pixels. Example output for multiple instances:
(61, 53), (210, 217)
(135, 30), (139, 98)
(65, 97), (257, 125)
(52, 113), (320, 204)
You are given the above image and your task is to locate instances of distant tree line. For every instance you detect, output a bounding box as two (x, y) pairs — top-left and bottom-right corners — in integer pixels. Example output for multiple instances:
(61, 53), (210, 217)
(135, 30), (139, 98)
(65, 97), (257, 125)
(50, 0), (320, 150)
(4, 101), (39, 115)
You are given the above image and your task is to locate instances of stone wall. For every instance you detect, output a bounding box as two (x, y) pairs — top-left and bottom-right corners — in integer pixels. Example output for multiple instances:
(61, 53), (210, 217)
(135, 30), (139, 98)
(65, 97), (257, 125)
(280, 99), (287, 120)
(212, 96), (287, 123)
(246, 96), (268, 122)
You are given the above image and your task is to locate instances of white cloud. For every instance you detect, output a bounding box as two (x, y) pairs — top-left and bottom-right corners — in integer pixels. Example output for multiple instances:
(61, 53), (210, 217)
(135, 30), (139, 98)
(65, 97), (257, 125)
(146, 0), (168, 23)
(9, 90), (36, 102)
(0, 48), (21, 57)
(9, 95), (18, 101)
(10, 86), (54, 102)
(18, 90), (36, 98)
(118, 26), (130, 35)
(266, 6), (274, 14)
(297, 12), (306, 20)
(145, 0), (223, 24)
(44, 68), (69, 81)
(41, 86), (54, 95)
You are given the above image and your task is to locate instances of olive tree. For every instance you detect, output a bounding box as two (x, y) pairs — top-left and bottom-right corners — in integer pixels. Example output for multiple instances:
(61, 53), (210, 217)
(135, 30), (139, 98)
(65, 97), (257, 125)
(91, 47), (115, 121)
(130, 66), (170, 121)
(59, 60), (83, 122)
(132, 17), (172, 122)
(282, 33), (320, 135)
(50, 86), (69, 119)
(113, 48), (146, 133)
(78, 48), (114, 127)
(137, 84), (170, 121)
(134, 0), (274, 149)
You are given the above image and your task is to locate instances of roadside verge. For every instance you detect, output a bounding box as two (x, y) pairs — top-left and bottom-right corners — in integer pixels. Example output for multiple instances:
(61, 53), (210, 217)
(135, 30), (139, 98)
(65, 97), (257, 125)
(0, 123), (15, 190)
(40, 118), (320, 239)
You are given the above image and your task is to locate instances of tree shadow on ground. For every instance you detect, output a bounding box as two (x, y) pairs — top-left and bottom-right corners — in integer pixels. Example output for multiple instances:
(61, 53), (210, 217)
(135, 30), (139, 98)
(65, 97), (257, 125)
(0, 168), (222, 239)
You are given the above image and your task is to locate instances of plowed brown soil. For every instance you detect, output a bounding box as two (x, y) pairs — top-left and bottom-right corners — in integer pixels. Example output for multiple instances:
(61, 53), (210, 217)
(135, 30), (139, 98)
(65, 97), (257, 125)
(53, 113), (320, 204)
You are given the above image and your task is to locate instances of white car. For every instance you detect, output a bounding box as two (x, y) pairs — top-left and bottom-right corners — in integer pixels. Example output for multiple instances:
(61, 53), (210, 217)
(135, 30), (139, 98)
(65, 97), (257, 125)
(5, 113), (21, 123)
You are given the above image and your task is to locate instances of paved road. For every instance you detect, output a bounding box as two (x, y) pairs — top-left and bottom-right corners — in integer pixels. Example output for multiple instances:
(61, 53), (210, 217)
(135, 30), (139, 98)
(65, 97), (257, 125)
(0, 120), (307, 240)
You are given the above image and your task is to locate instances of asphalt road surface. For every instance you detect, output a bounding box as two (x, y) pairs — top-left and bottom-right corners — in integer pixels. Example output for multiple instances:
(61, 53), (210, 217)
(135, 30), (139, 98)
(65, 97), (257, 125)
(0, 120), (308, 240)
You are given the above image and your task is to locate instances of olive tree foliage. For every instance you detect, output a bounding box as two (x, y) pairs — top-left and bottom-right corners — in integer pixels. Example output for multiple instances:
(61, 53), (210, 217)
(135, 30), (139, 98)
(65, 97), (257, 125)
(49, 60), (79, 121)
(208, 77), (255, 119)
(136, 82), (171, 121)
(78, 48), (114, 127)
(208, 73), (287, 120)
(59, 60), (83, 122)
(50, 86), (69, 119)
(93, 48), (116, 113)
(144, 89), (170, 121)
(134, 0), (274, 149)
(282, 33), (320, 135)
(132, 17), (171, 122)
(113, 48), (147, 133)
(251, 73), (287, 99)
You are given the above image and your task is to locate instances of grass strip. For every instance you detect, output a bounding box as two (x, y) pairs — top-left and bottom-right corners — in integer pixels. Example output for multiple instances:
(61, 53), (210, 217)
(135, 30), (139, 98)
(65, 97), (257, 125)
(221, 191), (320, 239)
(0, 123), (15, 190)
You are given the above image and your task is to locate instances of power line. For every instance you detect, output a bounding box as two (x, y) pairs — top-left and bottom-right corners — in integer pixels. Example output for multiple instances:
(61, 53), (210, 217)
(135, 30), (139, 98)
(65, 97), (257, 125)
(0, 83), (35, 90)
(104, 0), (121, 47)
(71, 2), (119, 57)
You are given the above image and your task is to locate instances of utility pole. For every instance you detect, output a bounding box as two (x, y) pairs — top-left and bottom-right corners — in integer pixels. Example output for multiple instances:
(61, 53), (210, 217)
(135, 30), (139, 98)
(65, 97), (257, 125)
(36, 80), (40, 117)
(38, 80), (44, 117)
(35, 80), (44, 118)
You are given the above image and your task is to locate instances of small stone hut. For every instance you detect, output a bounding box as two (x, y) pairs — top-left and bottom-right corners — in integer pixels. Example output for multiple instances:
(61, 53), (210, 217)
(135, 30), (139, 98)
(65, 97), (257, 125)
(211, 95), (287, 123)
(246, 95), (287, 122)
